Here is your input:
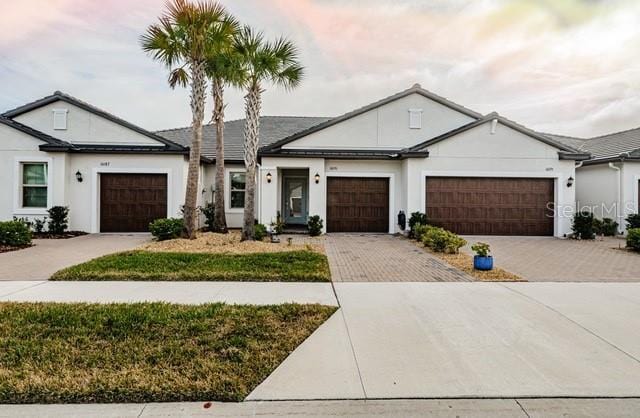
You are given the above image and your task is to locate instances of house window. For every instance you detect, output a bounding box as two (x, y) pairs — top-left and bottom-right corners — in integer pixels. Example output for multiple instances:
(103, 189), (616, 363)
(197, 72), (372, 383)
(21, 163), (48, 208)
(409, 108), (423, 129)
(229, 172), (246, 209)
(52, 109), (68, 130)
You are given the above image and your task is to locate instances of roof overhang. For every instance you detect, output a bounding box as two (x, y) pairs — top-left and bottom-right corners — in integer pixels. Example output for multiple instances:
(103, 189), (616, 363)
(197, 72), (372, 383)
(259, 148), (429, 160)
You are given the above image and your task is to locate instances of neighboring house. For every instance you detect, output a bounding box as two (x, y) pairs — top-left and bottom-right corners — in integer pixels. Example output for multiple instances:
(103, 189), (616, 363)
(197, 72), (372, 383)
(548, 129), (640, 232)
(1, 84), (593, 237)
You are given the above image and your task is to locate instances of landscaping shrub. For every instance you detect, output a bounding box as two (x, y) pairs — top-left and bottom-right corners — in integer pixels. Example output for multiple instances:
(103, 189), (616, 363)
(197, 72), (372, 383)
(627, 228), (640, 252)
(0, 220), (32, 247)
(307, 215), (323, 237)
(47, 206), (69, 235)
(199, 203), (215, 232)
(271, 211), (285, 235)
(408, 212), (428, 238)
(471, 242), (491, 257)
(254, 223), (267, 241)
(413, 224), (431, 241)
(149, 218), (183, 241)
(33, 218), (47, 234)
(572, 211), (595, 240)
(422, 226), (467, 254)
(626, 214), (640, 231)
(593, 217), (618, 236)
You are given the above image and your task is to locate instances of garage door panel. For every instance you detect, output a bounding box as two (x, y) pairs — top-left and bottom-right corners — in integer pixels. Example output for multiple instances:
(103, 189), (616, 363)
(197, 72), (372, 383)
(327, 177), (389, 233)
(425, 177), (554, 236)
(100, 174), (167, 233)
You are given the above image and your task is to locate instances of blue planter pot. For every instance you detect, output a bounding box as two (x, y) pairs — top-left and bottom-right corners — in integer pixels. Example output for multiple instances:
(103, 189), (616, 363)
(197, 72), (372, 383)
(473, 255), (493, 271)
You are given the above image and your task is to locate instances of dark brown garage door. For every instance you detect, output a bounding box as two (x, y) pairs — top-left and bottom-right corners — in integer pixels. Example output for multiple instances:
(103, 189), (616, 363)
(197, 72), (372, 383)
(327, 177), (389, 232)
(100, 173), (167, 233)
(425, 177), (554, 236)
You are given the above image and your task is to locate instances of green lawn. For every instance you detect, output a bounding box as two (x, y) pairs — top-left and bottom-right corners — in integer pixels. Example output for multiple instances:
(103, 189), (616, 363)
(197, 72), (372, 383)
(0, 302), (336, 403)
(51, 250), (331, 282)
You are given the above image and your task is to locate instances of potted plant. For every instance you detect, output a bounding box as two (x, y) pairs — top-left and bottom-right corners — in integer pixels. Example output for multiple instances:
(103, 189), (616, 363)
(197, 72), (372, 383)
(471, 242), (493, 271)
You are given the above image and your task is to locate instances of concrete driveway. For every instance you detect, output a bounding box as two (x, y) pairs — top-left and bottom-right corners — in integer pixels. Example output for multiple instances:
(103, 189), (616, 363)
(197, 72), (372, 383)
(462, 236), (640, 281)
(248, 282), (640, 400)
(0, 234), (149, 280)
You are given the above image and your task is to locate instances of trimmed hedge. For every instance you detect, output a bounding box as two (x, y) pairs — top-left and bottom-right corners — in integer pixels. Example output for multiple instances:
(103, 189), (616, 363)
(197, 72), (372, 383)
(421, 226), (467, 254)
(627, 228), (640, 252)
(626, 214), (640, 231)
(0, 220), (32, 247)
(408, 212), (428, 238)
(572, 211), (595, 240)
(149, 218), (183, 241)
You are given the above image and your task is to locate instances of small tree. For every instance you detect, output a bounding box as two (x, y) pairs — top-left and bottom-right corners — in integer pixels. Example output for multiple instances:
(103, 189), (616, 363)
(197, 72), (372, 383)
(235, 27), (304, 241)
(47, 206), (69, 234)
(572, 211), (594, 240)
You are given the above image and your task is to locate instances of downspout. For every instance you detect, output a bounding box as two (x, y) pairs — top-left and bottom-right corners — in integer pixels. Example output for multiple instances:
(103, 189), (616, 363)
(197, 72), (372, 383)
(608, 161), (622, 233)
(257, 163), (262, 225)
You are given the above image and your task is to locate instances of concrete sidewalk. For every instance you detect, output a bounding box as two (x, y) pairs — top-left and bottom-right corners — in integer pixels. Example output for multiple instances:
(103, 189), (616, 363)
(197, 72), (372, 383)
(249, 282), (640, 400)
(0, 281), (338, 306)
(3, 398), (640, 417)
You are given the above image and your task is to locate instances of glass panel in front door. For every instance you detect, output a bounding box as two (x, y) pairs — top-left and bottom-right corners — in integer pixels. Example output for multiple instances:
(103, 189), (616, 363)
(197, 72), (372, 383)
(289, 183), (303, 218)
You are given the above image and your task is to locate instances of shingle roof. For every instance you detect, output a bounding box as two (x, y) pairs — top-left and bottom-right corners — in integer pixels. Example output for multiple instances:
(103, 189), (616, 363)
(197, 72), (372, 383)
(3, 91), (186, 151)
(543, 128), (640, 161)
(157, 116), (331, 162)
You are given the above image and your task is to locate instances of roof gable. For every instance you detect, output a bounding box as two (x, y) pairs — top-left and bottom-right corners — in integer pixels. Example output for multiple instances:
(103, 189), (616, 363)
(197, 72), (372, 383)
(410, 113), (590, 160)
(0, 116), (72, 148)
(3, 91), (185, 151)
(261, 84), (482, 152)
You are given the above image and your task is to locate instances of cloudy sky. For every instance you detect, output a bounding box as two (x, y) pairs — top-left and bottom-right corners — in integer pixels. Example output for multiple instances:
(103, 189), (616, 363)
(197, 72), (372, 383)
(1, 0), (639, 137)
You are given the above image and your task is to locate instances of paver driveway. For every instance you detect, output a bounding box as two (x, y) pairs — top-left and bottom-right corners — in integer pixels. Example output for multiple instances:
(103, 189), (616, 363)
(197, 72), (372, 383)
(324, 234), (472, 282)
(462, 236), (640, 281)
(0, 234), (149, 280)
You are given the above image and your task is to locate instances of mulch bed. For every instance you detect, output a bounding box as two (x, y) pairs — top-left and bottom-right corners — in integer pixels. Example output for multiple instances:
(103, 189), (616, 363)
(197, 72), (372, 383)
(33, 231), (88, 239)
(0, 245), (32, 254)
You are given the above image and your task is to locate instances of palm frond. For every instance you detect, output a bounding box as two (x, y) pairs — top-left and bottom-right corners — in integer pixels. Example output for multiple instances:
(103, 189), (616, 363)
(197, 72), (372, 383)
(168, 67), (190, 88)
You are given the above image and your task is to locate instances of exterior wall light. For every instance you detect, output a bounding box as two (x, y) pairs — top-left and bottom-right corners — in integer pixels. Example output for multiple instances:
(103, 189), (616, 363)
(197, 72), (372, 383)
(314, 173), (320, 184)
(75, 170), (83, 183)
(567, 176), (574, 187)
(266, 172), (272, 183)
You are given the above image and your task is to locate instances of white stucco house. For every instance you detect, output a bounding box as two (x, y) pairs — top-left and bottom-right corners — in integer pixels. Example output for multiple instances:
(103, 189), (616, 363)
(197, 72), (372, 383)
(546, 130), (640, 232)
(2, 84), (613, 238)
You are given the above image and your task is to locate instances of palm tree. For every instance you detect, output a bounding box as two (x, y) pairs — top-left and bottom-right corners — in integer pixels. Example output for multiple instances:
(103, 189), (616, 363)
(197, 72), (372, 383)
(141, 0), (235, 239)
(235, 27), (304, 241)
(206, 38), (241, 234)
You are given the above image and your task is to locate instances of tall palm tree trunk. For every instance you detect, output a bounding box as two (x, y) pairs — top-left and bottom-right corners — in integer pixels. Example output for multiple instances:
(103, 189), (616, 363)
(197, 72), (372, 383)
(211, 77), (228, 233)
(241, 83), (262, 241)
(183, 60), (207, 239)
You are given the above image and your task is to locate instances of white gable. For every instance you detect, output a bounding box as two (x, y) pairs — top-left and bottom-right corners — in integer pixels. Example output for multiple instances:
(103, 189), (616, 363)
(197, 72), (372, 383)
(428, 121), (562, 159)
(0, 123), (43, 151)
(282, 92), (477, 150)
(13, 100), (163, 147)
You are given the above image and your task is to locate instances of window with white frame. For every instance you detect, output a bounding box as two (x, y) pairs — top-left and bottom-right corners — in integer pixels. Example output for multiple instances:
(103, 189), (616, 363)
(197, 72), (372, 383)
(21, 163), (48, 208)
(229, 172), (246, 209)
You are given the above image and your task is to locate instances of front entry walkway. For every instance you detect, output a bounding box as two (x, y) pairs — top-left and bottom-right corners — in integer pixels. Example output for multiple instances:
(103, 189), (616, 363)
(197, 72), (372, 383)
(324, 234), (472, 282)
